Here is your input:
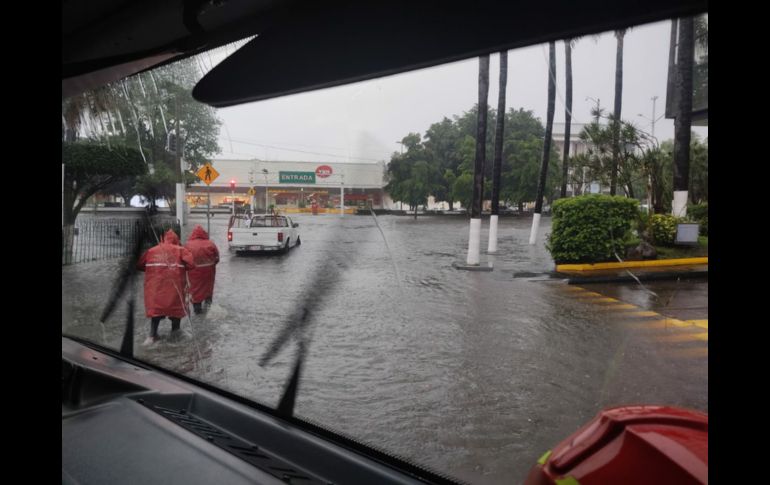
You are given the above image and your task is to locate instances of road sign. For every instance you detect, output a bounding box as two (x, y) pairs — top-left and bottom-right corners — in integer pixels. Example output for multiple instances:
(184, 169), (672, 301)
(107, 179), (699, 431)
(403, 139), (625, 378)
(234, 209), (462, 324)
(247, 187), (256, 196)
(196, 163), (219, 185)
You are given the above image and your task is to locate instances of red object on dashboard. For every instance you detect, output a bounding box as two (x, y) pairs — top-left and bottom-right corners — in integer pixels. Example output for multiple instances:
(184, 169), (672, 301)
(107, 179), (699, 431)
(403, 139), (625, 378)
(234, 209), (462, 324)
(524, 405), (707, 485)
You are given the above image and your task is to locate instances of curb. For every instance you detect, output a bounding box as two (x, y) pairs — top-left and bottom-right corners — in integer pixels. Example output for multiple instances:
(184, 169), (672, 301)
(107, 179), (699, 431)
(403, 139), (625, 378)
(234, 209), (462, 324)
(556, 257), (708, 272)
(566, 270), (708, 285)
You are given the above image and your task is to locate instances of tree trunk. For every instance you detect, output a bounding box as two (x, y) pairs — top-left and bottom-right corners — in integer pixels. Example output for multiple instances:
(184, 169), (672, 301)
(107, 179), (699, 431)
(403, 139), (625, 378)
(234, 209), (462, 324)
(62, 224), (76, 265)
(466, 55), (490, 265)
(534, 42), (556, 214)
(518, 201), (524, 213)
(530, 42), (556, 245)
(610, 30), (625, 196)
(471, 55), (490, 219)
(673, 17), (694, 217)
(491, 51), (507, 216)
(561, 40), (573, 198)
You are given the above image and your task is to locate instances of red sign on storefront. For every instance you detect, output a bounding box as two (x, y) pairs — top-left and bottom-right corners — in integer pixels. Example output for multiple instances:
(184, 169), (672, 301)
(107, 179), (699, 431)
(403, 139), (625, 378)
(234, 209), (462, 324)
(315, 165), (333, 178)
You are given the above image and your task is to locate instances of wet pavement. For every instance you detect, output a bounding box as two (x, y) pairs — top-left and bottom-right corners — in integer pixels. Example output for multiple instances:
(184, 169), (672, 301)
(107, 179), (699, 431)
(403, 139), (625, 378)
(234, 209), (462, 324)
(62, 213), (707, 484)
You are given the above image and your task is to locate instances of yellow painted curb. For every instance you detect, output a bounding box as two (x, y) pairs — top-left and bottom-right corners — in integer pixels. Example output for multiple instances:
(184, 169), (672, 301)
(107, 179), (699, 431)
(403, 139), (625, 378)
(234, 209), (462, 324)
(557, 257), (708, 272)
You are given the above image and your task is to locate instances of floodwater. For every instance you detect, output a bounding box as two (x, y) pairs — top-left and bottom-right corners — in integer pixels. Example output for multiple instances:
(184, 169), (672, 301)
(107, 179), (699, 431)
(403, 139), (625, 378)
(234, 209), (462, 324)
(62, 212), (708, 484)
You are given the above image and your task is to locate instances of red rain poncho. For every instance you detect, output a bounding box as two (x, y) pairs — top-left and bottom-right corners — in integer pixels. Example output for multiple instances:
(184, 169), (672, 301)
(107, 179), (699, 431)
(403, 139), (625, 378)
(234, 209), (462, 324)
(137, 229), (196, 318)
(184, 225), (220, 304)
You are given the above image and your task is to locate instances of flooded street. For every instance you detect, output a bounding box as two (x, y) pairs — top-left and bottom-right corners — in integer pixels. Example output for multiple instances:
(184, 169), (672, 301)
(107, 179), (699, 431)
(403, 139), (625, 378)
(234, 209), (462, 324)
(62, 213), (708, 484)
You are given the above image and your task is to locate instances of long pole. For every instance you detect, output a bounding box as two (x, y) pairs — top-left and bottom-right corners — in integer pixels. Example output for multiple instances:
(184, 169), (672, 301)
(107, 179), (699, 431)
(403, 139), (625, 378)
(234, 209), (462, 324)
(231, 186), (235, 216)
(175, 93), (186, 230)
(207, 185), (211, 234)
(648, 96), (658, 214)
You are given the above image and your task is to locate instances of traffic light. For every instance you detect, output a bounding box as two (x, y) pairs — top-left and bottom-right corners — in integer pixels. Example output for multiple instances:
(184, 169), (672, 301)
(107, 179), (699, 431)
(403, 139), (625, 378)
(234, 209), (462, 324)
(230, 179), (236, 190)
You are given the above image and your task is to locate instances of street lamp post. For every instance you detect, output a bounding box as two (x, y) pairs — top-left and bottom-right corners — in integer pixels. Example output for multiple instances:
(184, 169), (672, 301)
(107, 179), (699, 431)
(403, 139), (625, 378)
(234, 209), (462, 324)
(229, 179), (236, 216)
(638, 96), (665, 213)
(262, 169), (269, 213)
(249, 165), (256, 213)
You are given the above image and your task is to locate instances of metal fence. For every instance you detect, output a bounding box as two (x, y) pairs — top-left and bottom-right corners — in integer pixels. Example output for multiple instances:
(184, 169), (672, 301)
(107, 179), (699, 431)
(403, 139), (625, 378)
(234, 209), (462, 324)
(62, 217), (180, 265)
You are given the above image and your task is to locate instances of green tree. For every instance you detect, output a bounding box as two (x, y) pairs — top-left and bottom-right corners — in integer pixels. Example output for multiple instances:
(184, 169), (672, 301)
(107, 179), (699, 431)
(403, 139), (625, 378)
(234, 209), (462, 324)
(423, 118), (462, 209)
(401, 161), (438, 219)
(62, 142), (147, 263)
(452, 171), (474, 211)
(62, 142), (147, 225)
(62, 56), (221, 210)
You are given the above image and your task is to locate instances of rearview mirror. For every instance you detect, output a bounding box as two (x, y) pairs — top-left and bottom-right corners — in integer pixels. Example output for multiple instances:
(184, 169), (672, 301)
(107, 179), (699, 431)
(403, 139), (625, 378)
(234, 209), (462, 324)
(293, 223), (299, 228)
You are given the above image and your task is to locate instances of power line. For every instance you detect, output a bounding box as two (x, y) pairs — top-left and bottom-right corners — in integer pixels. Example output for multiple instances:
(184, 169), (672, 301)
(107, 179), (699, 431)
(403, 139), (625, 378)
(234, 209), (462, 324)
(222, 137), (387, 162)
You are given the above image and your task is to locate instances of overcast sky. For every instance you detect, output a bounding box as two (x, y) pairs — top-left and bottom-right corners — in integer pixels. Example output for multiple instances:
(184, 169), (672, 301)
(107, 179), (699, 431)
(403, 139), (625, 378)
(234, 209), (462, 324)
(210, 18), (707, 165)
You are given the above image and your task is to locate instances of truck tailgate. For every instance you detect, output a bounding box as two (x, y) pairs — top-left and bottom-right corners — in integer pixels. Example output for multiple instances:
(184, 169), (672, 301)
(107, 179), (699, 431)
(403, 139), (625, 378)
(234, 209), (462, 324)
(230, 228), (282, 248)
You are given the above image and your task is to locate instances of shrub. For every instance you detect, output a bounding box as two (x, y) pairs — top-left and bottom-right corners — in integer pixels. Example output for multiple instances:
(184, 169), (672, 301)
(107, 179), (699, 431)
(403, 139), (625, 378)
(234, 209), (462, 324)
(688, 202), (708, 236)
(546, 195), (639, 264)
(649, 214), (683, 246)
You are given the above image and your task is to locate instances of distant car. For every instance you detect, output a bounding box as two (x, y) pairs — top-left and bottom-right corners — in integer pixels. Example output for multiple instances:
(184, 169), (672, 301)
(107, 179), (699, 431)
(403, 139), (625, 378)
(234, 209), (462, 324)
(227, 214), (300, 253)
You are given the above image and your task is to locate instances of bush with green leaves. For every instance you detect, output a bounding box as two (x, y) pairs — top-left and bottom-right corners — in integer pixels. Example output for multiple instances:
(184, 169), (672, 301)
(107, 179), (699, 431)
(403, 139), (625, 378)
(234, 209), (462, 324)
(649, 214), (684, 246)
(688, 202), (708, 236)
(546, 195), (639, 264)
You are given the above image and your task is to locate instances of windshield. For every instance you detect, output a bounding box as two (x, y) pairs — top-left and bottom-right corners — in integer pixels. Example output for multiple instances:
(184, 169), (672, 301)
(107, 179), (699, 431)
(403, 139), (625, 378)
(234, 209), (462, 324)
(62, 15), (707, 484)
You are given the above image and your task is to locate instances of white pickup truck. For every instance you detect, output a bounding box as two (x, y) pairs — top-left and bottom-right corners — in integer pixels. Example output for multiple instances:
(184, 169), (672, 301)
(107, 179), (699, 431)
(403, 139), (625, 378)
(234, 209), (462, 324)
(227, 214), (301, 253)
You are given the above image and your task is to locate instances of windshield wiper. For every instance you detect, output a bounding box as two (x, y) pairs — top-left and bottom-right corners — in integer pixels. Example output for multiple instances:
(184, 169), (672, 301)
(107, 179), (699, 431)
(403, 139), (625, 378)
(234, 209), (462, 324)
(260, 255), (343, 417)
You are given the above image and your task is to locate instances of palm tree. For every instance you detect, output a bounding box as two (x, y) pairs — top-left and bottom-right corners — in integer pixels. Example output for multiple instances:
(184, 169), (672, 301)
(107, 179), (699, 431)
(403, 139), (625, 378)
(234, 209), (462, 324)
(529, 41), (556, 245)
(488, 50), (508, 253)
(465, 55), (490, 265)
(560, 38), (576, 198)
(610, 29), (626, 196)
(673, 17), (695, 217)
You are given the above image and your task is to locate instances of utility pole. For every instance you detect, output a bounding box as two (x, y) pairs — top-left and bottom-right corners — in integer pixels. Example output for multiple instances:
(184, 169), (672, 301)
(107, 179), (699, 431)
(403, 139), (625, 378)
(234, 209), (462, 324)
(174, 92), (186, 233)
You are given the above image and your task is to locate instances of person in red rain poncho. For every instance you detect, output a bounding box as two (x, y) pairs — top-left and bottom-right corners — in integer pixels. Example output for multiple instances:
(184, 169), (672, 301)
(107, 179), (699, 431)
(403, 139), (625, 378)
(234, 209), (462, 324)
(137, 229), (196, 342)
(184, 225), (220, 314)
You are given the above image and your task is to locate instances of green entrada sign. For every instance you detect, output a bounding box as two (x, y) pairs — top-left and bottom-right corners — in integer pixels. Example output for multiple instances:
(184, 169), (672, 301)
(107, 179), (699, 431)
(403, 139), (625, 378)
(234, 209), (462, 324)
(279, 171), (316, 184)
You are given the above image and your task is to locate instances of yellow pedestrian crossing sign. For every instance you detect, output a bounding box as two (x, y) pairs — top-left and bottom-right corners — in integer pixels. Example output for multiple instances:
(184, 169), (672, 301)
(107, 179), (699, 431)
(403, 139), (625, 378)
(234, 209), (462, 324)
(247, 187), (256, 196)
(196, 163), (219, 185)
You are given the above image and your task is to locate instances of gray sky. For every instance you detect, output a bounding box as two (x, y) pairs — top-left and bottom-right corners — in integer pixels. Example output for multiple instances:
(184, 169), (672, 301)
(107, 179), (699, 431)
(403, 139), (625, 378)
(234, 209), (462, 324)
(212, 18), (707, 164)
